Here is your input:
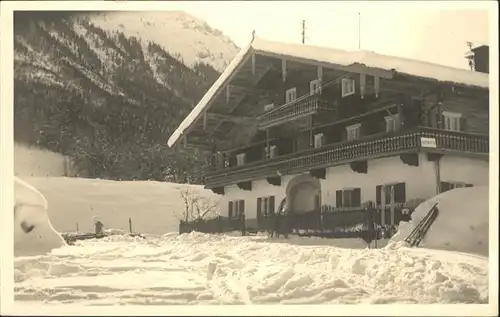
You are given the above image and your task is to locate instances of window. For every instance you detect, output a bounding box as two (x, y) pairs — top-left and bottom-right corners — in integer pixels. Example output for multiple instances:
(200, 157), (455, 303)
(314, 133), (325, 148)
(442, 111), (462, 132)
(236, 153), (246, 166)
(310, 79), (322, 95)
(264, 103), (275, 112)
(385, 114), (401, 132)
(341, 78), (355, 97)
(228, 200), (245, 218)
(440, 181), (473, 193)
(346, 123), (361, 141)
(265, 145), (277, 158)
(285, 87), (297, 103)
(376, 182), (406, 205)
(257, 196), (275, 218)
(336, 188), (361, 208)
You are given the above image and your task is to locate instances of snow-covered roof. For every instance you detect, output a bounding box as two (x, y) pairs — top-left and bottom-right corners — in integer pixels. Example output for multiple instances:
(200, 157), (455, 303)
(168, 37), (489, 147)
(252, 39), (489, 88)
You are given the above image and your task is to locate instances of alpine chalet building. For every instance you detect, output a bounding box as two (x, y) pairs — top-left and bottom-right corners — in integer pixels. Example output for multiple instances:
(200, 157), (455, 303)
(168, 38), (489, 231)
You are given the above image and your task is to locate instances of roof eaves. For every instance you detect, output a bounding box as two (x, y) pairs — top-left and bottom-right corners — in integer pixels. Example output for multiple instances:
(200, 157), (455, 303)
(167, 43), (255, 148)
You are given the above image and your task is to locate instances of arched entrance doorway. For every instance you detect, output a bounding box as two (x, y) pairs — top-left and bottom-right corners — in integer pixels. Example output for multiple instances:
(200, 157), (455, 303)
(285, 173), (321, 214)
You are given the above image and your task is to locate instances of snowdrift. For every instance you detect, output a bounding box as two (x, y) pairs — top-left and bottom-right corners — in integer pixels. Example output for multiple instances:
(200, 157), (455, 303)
(390, 186), (489, 257)
(14, 177), (67, 257)
(22, 177), (218, 235)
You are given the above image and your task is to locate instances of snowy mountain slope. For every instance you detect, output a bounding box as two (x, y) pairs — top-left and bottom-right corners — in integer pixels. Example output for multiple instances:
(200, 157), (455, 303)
(13, 11), (234, 182)
(89, 11), (239, 72)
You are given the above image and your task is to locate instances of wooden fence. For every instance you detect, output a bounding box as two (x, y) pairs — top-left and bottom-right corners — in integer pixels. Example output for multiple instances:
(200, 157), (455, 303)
(179, 200), (421, 239)
(179, 216), (245, 234)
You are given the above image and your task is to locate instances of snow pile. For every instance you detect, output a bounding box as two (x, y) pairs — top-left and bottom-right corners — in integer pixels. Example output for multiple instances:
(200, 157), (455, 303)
(14, 232), (488, 304)
(14, 177), (67, 257)
(22, 177), (218, 235)
(389, 186), (489, 257)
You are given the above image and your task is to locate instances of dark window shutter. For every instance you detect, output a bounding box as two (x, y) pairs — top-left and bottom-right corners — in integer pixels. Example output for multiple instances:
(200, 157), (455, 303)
(239, 200), (245, 217)
(228, 201), (233, 218)
(336, 190), (343, 208)
(353, 188), (361, 207)
(257, 197), (262, 218)
(460, 117), (467, 132)
(465, 183), (473, 188)
(394, 182), (406, 203)
(440, 181), (452, 193)
(269, 196), (275, 214)
(376, 185), (382, 205)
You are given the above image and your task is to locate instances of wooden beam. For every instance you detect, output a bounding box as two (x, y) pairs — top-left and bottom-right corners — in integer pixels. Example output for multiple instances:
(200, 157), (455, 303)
(360, 73), (366, 99)
(203, 110), (207, 130)
(282, 59), (287, 82)
(207, 112), (253, 123)
(208, 65), (273, 138)
(374, 76), (380, 97)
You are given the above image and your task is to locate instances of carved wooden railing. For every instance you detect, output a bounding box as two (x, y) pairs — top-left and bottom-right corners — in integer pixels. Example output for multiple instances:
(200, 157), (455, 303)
(257, 94), (335, 130)
(204, 127), (489, 188)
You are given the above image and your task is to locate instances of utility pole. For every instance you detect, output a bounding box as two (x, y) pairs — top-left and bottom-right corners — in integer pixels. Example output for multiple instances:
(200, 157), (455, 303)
(466, 41), (474, 71)
(301, 20), (306, 44)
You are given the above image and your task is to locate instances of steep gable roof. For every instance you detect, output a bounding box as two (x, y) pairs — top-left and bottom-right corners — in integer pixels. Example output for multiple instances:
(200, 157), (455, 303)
(168, 37), (489, 147)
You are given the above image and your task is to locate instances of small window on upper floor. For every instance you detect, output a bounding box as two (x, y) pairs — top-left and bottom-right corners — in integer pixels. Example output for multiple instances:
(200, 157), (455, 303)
(346, 123), (361, 141)
(341, 78), (356, 98)
(264, 103), (275, 112)
(314, 133), (325, 148)
(310, 79), (322, 95)
(236, 153), (246, 166)
(385, 113), (401, 132)
(442, 111), (462, 132)
(285, 87), (297, 103)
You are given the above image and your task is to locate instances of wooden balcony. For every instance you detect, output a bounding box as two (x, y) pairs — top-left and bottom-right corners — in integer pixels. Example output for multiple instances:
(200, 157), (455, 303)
(257, 94), (335, 130)
(204, 127), (489, 189)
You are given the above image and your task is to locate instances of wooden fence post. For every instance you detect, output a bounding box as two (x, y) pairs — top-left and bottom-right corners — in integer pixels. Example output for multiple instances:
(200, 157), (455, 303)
(129, 217), (132, 233)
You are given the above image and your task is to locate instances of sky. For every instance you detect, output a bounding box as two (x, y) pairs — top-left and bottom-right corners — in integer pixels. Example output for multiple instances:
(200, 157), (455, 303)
(157, 1), (491, 70)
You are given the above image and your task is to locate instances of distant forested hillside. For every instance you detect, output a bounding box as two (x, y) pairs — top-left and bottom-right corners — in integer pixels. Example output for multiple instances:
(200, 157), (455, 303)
(13, 11), (237, 184)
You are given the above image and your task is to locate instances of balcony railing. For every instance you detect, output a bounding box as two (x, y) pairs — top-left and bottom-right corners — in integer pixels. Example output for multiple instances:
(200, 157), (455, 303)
(257, 94), (335, 130)
(204, 127), (489, 189)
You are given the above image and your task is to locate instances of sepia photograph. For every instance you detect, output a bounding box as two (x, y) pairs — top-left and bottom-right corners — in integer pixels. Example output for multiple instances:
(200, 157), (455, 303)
(1, 1), (497, 315)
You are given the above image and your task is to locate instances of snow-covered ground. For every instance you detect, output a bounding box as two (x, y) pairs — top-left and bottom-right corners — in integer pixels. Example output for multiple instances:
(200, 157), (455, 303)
(9, 177), (491, 305)
(22, 177), (216, 235)
(13, 232), (488, 305)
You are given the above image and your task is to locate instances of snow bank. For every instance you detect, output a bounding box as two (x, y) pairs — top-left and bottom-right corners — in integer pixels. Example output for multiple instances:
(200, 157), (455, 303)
(14, 177), (67, 257)
(389, 186), (489, 257)
(22, 177), (218, 235)
(14, 232), (488, 304)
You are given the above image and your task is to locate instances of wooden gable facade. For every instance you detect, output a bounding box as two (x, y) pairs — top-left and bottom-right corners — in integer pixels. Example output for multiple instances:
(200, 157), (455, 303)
(173, 43), (489, 191)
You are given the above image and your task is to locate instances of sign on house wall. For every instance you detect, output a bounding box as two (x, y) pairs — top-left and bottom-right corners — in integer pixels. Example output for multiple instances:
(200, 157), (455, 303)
(420, 137), (437, 148)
